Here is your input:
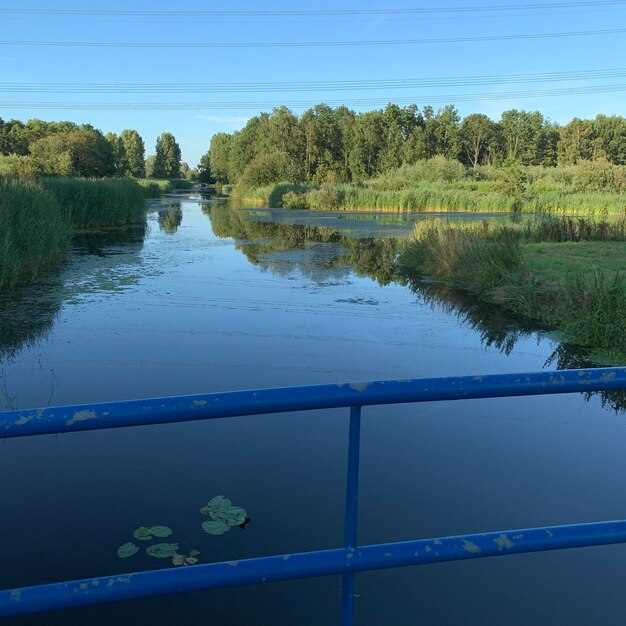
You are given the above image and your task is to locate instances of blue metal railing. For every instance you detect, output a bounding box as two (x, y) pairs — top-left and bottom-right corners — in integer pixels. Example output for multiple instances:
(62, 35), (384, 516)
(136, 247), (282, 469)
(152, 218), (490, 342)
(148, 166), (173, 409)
(1, 367), (626, 623)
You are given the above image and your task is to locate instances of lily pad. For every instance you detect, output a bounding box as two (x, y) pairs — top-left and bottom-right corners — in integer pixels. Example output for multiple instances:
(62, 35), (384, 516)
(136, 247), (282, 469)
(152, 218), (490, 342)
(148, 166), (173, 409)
(172, 550), (201, 567)
(133, 527), (153, 541)
(146, 543), (179, 558)
(150, 526), (172, 538)
(202, 520), (230, 536)
(201, 495), (232, 516)
(117, 542), (140, 558)
(212, 506), (247, 526)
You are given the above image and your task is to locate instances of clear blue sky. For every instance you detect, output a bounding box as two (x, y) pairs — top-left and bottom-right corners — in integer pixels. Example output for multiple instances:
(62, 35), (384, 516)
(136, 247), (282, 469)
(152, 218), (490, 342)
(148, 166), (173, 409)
(1, 0), (626, 167)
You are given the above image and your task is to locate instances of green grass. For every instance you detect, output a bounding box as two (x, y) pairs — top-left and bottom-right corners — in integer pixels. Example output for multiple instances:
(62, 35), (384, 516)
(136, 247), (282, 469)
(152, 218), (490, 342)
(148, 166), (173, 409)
(136, 179), (172, 198)
(0, 177), (68, 290)
(399, 219), (626, 362)
(41, 177), (146, 228)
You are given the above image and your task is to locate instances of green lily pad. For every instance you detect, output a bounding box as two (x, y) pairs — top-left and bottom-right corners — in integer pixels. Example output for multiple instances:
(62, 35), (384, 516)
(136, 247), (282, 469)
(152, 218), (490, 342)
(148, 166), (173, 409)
(212, 506), (247, 526)
(208, 495), (231, 509)
(150, 526), (172, 538)
(133, 527), (153, 541)
(202, 520), (230, 536)
(146, 543), (179, 558)
(117, 542), (140, 558)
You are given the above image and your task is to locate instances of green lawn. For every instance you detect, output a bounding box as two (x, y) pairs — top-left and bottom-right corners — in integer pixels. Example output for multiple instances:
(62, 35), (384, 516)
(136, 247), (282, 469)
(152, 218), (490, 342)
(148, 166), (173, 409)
(523, 242), (626, 283)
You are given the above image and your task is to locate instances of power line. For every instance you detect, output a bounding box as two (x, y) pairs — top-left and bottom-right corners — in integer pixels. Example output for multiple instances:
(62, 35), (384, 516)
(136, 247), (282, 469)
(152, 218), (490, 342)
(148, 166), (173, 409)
(2, 82), (626, 110)
(0, 1), (625, 17)
(1, 27), (625, 48)
(2, 68), (626, 94)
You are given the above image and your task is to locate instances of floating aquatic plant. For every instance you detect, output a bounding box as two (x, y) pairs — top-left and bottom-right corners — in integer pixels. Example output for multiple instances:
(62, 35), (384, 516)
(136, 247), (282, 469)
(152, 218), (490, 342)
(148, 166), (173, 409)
(202, 520), (230, 536)
(117, 542), (140, 558)
(201, 495), (249, 535)
(172, 549), (200, 567)
(150, 526), (173, 538)
(133, 525), (173, 541)
(146, 543), (179, 559)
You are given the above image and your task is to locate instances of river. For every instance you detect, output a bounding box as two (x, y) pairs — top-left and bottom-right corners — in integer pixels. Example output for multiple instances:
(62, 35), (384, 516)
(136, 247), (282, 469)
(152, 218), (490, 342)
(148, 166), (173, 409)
(1, 196), (625, 625)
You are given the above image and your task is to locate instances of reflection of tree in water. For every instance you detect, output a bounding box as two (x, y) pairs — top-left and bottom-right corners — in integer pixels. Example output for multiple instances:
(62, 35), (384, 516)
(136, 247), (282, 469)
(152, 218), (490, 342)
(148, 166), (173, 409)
(0, 221), (147, 362)
(207, 204), (399, 286)
(399, 267), (626, 414)
(158, 204), (183, 235)
(546, 344), (626, 413)
(207, 204), (624, 412)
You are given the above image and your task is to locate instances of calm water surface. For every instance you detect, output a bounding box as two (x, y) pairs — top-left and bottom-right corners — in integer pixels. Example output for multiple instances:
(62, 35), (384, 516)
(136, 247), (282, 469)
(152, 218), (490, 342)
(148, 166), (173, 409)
(1, 198), (625, 625)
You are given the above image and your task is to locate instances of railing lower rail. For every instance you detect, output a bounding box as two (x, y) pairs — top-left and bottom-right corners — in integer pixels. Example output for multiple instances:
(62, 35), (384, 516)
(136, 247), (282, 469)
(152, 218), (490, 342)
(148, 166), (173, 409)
(1, 367), (626, 623)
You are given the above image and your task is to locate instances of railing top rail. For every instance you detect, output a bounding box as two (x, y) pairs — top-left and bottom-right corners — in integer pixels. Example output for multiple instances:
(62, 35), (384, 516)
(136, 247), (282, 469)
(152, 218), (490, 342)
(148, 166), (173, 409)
(1, 367), (625, 439)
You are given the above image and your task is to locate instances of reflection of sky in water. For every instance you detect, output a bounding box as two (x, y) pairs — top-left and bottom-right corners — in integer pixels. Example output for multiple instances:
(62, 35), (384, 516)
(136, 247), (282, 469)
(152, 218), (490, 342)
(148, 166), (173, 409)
(1, 201), (626, 626)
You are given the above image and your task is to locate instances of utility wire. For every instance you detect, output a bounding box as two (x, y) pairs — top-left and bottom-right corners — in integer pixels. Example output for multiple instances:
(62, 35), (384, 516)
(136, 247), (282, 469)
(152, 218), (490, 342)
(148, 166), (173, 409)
(2, 82), (625, 110)
(2, 68), (626, 93)
(1, 27), (625, 48)
(0, 1), (625, 17)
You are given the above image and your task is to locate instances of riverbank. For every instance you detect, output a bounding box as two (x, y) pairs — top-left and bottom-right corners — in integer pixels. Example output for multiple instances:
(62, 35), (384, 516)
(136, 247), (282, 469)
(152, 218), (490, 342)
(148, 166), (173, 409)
(398, 218), (626, 363)
(234, 159), (626, 215)
(0, 176), (148, 290)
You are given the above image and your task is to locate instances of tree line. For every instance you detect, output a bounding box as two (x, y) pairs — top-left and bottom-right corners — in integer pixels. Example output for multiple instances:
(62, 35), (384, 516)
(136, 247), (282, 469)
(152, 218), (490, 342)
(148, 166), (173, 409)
(0, 117), (187, 179)
(203, 104), (626, 187)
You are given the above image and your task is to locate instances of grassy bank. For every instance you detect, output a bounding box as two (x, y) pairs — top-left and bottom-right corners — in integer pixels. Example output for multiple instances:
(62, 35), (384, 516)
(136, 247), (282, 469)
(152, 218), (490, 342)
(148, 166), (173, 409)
(0, 178), (68, 290)
(233, 159), (626, 215)
(1, 176), (147, 290)
(398, 218), (626, 362)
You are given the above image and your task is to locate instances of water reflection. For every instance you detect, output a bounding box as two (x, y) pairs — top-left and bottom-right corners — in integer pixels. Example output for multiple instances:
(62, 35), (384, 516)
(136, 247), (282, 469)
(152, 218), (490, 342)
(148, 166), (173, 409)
(208, 203), (625, 412)
(207, 203), (399, 286)
(158, 201), (183, 234)
(0, 220), (147, 363)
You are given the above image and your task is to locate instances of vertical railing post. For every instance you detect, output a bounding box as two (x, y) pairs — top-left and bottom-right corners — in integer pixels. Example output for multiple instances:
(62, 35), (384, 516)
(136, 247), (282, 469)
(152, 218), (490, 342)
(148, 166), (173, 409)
(340, 405), (362, 626)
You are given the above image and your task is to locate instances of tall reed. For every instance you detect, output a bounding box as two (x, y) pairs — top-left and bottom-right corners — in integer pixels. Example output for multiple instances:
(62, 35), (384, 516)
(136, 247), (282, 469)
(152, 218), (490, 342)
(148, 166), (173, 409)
(41, 178), (145, 228)
(0, 177), (68, 290)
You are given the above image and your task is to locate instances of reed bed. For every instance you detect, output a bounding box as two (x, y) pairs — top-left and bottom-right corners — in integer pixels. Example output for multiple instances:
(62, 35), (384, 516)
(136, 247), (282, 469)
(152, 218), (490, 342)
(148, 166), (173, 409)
(0, 177), (68, 290)
(41, 177), (145, 228)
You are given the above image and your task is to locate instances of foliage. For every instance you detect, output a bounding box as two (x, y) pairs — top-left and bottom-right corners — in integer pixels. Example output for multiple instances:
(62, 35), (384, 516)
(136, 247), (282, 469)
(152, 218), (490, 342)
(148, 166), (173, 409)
(137, 178), (171, 198)
(41, 177), (146, 228)
(153, 132), (182, 179)
(0, 177), (68, 290)
(399, 219), (626, 358)
(239, 151), (303, 188)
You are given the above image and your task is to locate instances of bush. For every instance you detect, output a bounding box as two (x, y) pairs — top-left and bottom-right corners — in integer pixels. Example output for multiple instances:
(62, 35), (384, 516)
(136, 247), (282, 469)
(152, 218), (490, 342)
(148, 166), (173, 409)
(239, 151), (303, 188)
(281, 190), (309, 209)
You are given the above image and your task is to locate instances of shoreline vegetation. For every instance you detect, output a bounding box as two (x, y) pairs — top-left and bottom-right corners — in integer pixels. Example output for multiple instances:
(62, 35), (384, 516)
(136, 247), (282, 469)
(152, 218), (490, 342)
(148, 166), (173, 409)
(233, 158), (626, 216)
(397, 217), (626, 364)
(0, 176), (186, 291)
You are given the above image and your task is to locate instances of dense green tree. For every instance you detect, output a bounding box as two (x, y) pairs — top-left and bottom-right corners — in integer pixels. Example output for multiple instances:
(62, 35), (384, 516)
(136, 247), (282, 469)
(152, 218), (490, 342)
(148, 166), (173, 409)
(590, 115), (626, 165)
(30, 125), (114, 177)
(153, 132), (181, 179)
(433, 105), (462, 159)
(558, 118), (595, 164)
(460, 113), (497, 167)
(197, 151), (213, 183)
(145, 155), (156, 178)
(300, 104), (342, 182)
(239, 150), (302, 187)
(207, 133), (232, 183)
(498, 109), (556, 166)
(120, 129), (146, 177)
(267, 106), (304, 165)
(105, 132), (129, 176)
